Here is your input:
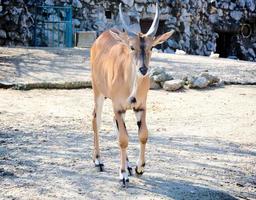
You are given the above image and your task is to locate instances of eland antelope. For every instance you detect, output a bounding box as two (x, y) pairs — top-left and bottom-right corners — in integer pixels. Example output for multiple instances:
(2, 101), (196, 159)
(90, 1), (174, 187)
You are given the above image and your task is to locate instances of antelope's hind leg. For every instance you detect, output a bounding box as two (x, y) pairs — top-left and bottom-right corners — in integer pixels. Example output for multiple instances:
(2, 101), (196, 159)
(92, 93), (104, 172)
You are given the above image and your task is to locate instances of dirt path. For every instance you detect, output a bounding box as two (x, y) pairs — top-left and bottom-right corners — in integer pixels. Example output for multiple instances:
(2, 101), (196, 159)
(0, 86), (256, 200)
(0, 47), (256, 87)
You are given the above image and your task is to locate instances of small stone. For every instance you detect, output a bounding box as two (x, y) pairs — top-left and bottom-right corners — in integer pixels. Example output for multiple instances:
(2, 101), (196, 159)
(175, 49), (186, 55)
(189, 76), (209, 89)
(150, 77), (161, 90)
(163, 80), (184, 91)
(199, 72), (220, 85)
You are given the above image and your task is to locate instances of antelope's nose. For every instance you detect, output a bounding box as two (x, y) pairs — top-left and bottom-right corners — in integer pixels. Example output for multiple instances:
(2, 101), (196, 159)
(139, 67), (148, 76)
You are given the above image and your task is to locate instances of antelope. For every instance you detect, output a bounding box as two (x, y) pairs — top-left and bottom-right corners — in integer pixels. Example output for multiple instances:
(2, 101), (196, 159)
(90, 1), (174, 187)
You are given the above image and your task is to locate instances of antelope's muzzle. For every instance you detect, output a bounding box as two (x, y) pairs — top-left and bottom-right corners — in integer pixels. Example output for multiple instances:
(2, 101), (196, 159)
(139, 67), (148, 76)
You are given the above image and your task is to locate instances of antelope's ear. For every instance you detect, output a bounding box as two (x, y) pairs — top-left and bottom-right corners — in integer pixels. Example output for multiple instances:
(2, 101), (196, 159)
(109, 29), (129, 45)
(152, 30), (175, 46)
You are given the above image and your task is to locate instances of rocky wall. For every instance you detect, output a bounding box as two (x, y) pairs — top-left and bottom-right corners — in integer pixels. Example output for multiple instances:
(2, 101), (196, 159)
(0, 0), (255, 61)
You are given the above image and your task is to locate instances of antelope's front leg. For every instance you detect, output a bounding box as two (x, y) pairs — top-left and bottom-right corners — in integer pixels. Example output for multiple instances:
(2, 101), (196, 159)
(114, 110), (129, 187)
(134, 108), (148, 176)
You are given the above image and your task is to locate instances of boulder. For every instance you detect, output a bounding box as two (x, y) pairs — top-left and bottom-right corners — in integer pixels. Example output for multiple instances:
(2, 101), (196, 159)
(163, 80), (184, 91)
(149, 67), (165, 76)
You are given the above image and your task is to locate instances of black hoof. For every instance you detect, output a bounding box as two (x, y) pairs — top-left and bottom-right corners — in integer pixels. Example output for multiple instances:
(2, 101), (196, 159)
(127, 166), (133, 176)
(135, 166), (144, 176)
(120, 178), (129, 188)
(95, 163), (104, 172)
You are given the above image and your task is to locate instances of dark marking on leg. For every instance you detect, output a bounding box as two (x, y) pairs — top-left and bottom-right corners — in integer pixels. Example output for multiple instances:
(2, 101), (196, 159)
(121, 169), (126, 173)
(133, 108), (144, 112)
(115, 120), (119, 130)
(130, 97), (137, 104)
(123, 121), (126, 129)
(104, 97), (107, 99)
(118, 110), (126, 115)
(137, 121), (142, 130)
(96, 154), (99, 159)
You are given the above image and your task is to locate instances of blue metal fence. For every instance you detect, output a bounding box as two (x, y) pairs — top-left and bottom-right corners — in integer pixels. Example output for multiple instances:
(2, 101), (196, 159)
(33, 6), (73, 47)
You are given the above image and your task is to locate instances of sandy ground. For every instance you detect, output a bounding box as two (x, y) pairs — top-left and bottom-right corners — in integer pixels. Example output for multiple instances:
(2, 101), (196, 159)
(0, 86), (256, 200)
(0, 47), (256, 86)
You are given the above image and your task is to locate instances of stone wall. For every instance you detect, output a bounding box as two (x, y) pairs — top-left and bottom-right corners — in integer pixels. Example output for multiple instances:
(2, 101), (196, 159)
(0, 0), (255, 61)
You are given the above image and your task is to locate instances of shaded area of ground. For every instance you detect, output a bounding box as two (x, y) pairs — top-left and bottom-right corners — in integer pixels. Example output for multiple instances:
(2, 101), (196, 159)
(0, 47), (256, 89)
(1, 86), (256, 199)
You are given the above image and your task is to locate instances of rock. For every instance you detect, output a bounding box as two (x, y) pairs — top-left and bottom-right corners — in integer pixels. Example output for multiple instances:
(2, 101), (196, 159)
(168, 39), (179, 49)
(199, 72), (220, 85)
(248, 48), (256, 58)
(246, 0), (255, 11)
(150, 77), (161, 90)
(163, 80), (184, 91)
(135, 0), (146, 3)
(206, 41), (214, 51)
(147, 4), (156, 13)
(152, 48), (161, 53)
(149, 67), (165, 76)
(209, 52), (219, 58)
(153, 73), (168, 82)
(217, 9), (223, 17)
(44, 0), (54, 6)
(121, 0), (134, 7)
(239, 0), (245, 7)
(72, 0), (82, 8)
(208, 14), (218, 23)
(230, 11), (243, 21)
(175, 49), (186, 55)
(135, 3), (144, 12)
(164, 47), (175, 54)
(227, 55), (239, 60)
(73, 18), (81, 27)
(0, 30), (7, 38)
(189, 76), (209, 89)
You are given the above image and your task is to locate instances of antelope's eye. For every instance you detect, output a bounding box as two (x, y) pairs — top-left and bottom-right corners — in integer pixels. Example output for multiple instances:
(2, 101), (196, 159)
(130, 46), (135, 51)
